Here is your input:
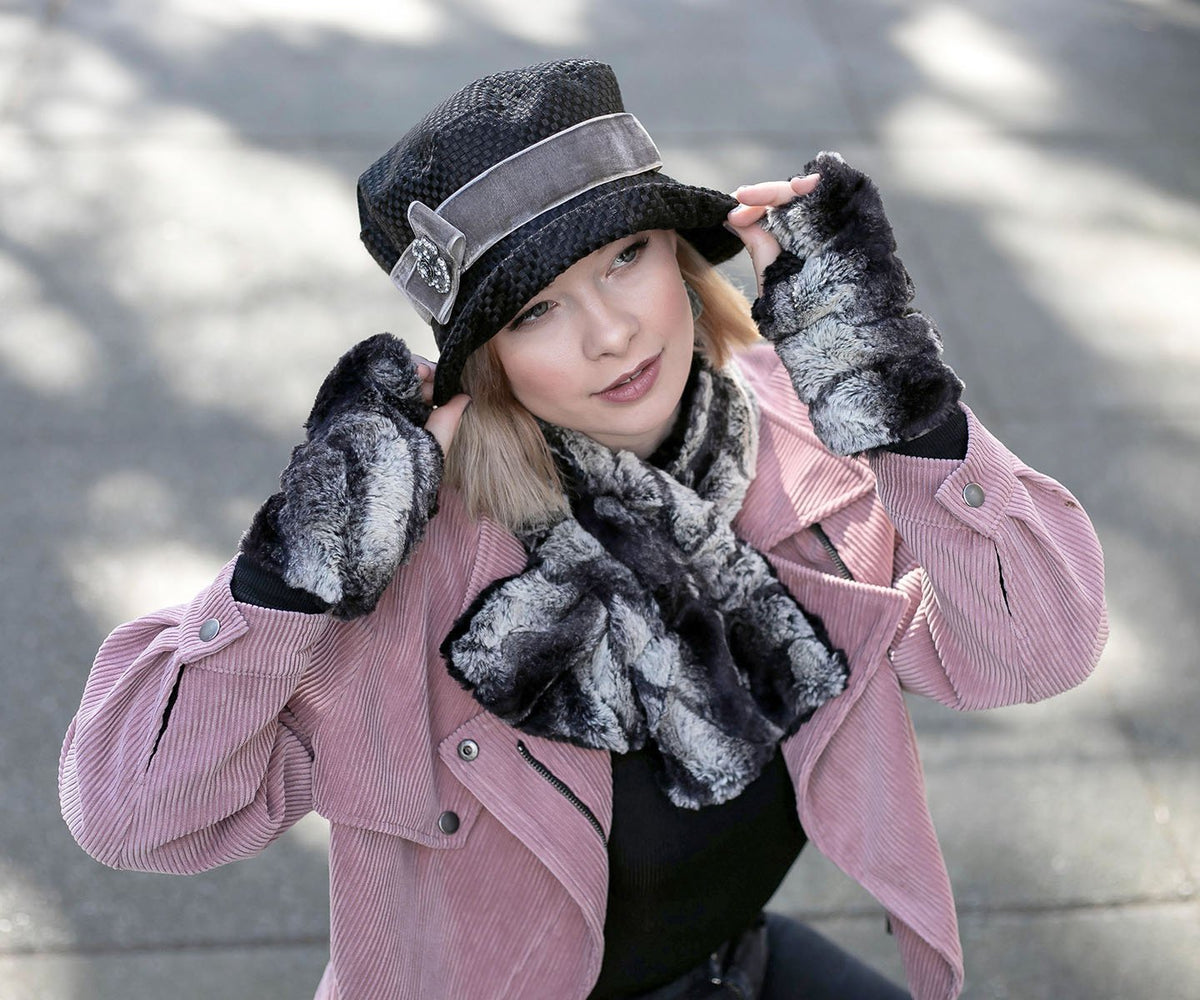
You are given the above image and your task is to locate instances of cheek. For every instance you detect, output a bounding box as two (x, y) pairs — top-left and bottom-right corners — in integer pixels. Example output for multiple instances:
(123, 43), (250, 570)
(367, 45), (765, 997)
(647, 263), (692, 336)
(494, 337), (580, 417)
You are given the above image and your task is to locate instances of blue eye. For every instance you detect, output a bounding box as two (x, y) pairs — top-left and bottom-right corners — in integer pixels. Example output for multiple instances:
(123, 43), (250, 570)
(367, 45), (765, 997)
(613, 237), (649, 267)
(509, 300), (551, 330)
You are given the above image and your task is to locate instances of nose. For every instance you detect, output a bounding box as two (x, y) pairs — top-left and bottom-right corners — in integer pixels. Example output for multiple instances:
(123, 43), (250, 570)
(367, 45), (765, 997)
(579, 290), (638, 361)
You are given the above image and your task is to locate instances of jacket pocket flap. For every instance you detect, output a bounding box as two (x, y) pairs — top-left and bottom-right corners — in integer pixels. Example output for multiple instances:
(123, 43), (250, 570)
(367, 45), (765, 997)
(314, 747), (484, 849)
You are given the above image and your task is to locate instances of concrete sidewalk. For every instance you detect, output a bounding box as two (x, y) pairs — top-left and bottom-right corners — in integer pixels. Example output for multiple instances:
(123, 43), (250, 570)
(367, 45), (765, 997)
(2, 1), (1198, 997)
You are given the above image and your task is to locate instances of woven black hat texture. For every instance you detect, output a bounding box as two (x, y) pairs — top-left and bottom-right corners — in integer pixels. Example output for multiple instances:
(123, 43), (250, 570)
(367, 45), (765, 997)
(357, 58), (744, 404)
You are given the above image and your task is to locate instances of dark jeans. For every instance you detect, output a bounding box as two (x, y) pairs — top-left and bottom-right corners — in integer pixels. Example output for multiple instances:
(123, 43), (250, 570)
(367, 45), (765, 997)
(760, 913), (911, 1000)
(627, 912), (911, 1000)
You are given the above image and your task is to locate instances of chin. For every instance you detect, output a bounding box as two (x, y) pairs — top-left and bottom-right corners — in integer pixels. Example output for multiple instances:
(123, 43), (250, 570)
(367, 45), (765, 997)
(603, 382), (686, 453)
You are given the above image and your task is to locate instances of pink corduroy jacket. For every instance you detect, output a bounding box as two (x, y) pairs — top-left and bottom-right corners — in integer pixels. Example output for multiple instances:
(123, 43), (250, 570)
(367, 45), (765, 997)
(60, 345), (1107, 1000)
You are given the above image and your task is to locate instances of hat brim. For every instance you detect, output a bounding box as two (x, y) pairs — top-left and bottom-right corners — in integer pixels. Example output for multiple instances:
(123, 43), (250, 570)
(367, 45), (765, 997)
(430, 171), (743, 405)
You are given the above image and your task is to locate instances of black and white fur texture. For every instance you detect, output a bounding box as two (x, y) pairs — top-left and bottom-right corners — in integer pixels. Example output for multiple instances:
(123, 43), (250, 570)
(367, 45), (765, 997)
(241, 333), (443, 620)
(752, 151), (964, 455)
(443, 363), (848, 809)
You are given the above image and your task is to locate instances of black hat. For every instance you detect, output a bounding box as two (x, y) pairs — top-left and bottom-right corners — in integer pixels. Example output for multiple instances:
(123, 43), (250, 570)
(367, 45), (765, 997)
(357, 58), (743, 405)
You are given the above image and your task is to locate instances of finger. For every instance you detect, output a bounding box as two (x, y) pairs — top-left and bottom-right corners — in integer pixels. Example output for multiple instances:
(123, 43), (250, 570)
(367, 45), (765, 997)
(726, 202), (768, 227)
(424, 393), (472, 454)
(723, 215), (782, 297)
(789, 172), (821, 196)
(732, 173), (820, 206)
(735, 222), (779, 261)
(732, 180), (795, 207)
(412, 356), (436, 405)
(744, 228), (783, 292)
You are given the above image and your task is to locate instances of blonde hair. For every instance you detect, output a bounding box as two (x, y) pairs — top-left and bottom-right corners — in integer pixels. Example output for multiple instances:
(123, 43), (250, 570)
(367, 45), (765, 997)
(443, 237), (762, 532)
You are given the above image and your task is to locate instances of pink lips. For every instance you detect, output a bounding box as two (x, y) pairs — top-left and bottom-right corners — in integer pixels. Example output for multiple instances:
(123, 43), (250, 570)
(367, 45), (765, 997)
(594, 352), (663, 403)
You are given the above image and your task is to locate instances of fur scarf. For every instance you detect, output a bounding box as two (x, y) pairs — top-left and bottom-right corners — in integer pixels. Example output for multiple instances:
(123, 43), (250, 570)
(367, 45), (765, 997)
(443, 359), (848, 809)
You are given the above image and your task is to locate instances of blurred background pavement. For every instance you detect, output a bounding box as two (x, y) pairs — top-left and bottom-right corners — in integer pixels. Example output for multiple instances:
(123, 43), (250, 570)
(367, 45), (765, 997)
(2, 1), (1199, 997)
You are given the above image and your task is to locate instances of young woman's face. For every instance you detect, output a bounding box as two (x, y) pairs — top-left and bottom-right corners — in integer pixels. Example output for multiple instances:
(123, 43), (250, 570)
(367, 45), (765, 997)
(491, 229), (694, 458)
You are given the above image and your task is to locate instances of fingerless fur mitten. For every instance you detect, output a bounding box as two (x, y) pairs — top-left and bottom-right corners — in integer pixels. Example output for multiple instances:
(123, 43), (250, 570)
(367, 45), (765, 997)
(751, 151), (963, 455)
(240, 333), (443, 620)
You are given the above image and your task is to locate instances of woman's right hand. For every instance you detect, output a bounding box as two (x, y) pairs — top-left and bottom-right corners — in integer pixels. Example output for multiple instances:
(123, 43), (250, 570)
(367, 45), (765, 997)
(413, 355), (472, 454)
(240, 334), (453, 619)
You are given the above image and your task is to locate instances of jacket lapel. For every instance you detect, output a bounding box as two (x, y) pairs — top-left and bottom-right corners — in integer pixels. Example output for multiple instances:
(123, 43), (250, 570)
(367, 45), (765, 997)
(439, 711), (612, 950)
(734, 394), (876, 553)
(441, 513), (613, 951)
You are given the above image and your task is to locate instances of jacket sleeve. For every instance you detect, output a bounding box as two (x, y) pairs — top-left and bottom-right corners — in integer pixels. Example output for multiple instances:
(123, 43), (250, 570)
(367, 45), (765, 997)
(58, 557), (336, 874)
(871, 405), (1108, 709)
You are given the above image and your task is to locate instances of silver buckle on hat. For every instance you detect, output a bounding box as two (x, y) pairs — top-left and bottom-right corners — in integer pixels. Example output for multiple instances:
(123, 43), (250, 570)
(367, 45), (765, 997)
(410, 238), (451, 295)
(390, 112), (662, 327)
(391, 201), (466, 326)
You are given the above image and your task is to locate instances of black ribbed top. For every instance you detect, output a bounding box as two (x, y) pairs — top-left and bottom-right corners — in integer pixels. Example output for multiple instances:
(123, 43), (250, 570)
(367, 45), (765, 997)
(589, 365), (807, 998)
(588, 746), (806, 999)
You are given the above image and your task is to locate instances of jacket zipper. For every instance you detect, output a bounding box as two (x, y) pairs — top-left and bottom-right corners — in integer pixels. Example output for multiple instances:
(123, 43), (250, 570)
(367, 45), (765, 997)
(811, 523), (854, 581)
(516, 740), (607, 846)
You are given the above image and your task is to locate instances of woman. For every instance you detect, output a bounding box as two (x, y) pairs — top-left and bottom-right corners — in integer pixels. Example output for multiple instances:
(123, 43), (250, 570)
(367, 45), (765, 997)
(59, 59), (1108, 1000)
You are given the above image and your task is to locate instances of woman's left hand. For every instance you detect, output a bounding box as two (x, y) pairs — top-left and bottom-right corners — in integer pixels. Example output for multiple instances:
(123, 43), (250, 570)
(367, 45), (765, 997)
(412, 354), (471, 455)
(725, 173), (820, 295)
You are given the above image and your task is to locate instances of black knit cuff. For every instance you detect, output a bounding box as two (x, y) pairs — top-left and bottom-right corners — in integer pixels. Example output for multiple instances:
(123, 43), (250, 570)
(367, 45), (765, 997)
(881, 407), (968, 459)
(230, 553), (331, 614)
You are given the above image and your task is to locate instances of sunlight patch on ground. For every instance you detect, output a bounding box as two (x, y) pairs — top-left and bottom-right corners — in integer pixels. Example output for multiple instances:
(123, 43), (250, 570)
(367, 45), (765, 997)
(468, 0), (589, 46)
(131, 0), (446, 46)
(888, 123), (1200, 369)
(66, 537), (225, 625)
(0, 859), (73, 981)
(0, 259), (99, 395)
(892, 4), (1062, 129)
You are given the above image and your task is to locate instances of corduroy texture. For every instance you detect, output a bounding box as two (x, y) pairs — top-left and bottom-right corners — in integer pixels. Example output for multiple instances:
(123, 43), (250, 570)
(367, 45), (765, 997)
(752, 152), (964, 455)
(60, 346), (1108, 1000)
(356, 58), (744, 404)
(240, 334), (442, 620)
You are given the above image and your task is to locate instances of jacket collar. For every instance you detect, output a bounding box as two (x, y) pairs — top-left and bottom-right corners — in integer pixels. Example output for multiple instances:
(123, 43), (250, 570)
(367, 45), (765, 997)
(732, 358), (876, 553)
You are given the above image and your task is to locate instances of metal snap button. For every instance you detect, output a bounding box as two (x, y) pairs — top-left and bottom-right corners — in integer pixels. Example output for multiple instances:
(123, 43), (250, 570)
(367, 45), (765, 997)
(198, 618), (220, 642)
(457, 738), (479, 762)
(438, 810), (461, 835)
(962, 483), (986, 508)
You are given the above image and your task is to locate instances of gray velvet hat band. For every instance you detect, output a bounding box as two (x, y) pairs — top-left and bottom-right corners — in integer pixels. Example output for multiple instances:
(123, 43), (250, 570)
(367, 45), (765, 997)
(390, 112), (662, 325)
